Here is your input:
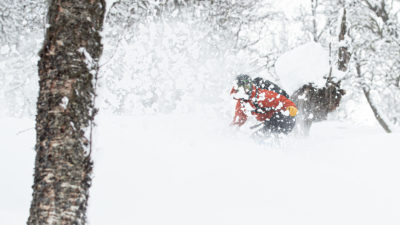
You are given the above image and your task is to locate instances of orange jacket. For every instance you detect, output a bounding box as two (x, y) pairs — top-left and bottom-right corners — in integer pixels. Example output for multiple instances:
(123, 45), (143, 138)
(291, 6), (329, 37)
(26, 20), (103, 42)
(231, 86), (296, 126)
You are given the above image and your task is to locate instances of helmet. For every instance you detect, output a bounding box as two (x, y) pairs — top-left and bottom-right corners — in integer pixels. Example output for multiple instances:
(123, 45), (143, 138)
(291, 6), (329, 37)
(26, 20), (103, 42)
(235, 74), (253, 94)
(253, 77), (264, 88)
(236, 74), (251, 86)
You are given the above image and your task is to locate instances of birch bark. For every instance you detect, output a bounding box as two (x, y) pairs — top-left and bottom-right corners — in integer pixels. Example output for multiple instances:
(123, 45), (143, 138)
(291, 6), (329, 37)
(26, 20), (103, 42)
(27, 0), (106, 224)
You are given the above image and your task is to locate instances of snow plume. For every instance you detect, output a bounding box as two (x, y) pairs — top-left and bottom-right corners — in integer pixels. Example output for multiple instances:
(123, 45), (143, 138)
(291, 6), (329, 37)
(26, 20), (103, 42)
(98, 6), (270, 117)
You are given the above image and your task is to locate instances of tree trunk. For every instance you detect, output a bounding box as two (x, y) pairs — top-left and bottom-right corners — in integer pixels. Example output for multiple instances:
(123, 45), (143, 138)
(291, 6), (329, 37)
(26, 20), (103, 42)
(355, 61), (392, 133)
(27, 0), (106, 224)
(311, 0), (318, 42)
(338, 6), (350, 71)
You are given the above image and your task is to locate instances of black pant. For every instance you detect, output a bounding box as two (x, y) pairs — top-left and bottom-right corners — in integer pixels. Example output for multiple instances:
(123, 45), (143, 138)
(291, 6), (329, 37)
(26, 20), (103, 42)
(260, 112), (296, 135)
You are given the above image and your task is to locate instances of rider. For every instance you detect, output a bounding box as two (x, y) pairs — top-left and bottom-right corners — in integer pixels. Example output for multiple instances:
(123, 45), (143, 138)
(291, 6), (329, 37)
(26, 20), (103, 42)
(230, 74), (298, 135)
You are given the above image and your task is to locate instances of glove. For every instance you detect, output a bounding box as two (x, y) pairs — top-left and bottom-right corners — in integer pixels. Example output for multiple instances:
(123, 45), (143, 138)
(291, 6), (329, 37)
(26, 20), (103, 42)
(287, 106), (298, 117)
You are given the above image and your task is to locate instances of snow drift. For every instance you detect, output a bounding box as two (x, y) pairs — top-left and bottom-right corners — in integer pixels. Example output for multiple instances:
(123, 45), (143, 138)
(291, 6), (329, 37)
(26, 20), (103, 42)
(276, 42), (333, 94)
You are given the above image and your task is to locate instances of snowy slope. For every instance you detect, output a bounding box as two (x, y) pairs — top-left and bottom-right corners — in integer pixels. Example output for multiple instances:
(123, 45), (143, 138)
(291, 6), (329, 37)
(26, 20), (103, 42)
(0, 118), (35, 225)
(1, 2), (399, 224)
(1, 113), (400, 225)
(86, 114), (400, 225)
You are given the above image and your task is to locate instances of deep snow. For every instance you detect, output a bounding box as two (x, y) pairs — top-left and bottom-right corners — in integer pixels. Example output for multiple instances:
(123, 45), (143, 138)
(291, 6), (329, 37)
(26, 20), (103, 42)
(275, 42), (346, 94)
(1, 2), (399, 224)
(2, 113), (399, 225)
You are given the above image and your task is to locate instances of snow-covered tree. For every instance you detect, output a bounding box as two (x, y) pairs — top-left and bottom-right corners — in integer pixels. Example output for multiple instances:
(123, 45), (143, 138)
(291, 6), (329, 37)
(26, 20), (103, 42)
(0, 0), (46, 117)
(347, 0), (400, 132)
(285, 0), (350, 135)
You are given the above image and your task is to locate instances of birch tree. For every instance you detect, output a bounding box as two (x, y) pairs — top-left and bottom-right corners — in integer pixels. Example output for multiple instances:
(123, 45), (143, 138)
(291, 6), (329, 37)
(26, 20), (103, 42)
(27, 0), (106, 224)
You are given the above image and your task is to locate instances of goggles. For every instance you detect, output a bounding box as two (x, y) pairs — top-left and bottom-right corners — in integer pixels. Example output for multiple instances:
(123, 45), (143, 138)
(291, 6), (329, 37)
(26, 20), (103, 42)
(238, 82), (252, 93)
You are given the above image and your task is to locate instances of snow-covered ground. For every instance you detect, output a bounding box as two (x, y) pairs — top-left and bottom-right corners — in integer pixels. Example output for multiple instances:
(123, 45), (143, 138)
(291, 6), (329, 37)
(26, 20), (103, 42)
(0, 118), (35, 225)
(1, 3), (399, 224)
(2, 112), (399, 225)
